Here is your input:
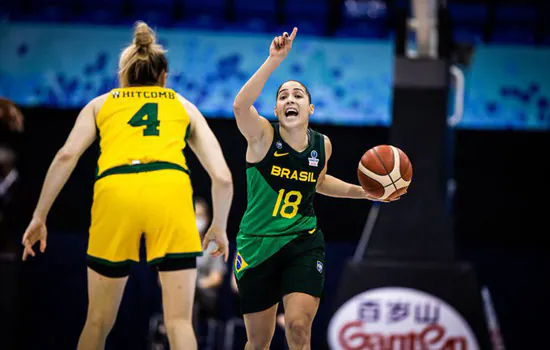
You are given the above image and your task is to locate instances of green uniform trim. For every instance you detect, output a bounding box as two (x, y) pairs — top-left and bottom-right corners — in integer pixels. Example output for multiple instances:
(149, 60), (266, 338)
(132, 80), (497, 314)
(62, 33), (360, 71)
(87, 255), (137, 266)
(96, 161), (190, 180)
(148, 252), (203, 266)
(184, 123), (191, 145)
(95, 124), (101, 178)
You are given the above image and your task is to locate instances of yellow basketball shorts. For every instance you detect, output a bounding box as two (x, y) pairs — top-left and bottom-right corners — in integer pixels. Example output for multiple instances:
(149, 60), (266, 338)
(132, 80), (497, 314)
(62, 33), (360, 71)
(87, 170), (202, 268)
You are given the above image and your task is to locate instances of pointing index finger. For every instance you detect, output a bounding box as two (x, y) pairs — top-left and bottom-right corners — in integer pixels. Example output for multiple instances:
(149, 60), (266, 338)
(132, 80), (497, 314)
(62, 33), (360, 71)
(289, 27), (298, 41)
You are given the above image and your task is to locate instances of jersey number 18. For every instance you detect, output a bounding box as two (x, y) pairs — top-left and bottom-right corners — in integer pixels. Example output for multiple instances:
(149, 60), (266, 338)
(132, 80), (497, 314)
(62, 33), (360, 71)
(272, 189), (303, 219)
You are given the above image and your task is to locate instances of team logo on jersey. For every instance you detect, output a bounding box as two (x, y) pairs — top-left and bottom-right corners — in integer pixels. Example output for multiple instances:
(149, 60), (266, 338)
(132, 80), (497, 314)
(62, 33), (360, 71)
(276, 141), (283, 149)
(235, 252), (249, 273)
(309, 150), (319, 167)
(317, 261), (323, 273)
(274, 151), (289, 157)
(111, 91), (120, 98)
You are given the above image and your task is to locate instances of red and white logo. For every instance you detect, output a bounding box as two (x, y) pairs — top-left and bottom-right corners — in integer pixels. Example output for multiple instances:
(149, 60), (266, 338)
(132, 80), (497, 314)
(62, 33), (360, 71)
(328, 287), (479, 350)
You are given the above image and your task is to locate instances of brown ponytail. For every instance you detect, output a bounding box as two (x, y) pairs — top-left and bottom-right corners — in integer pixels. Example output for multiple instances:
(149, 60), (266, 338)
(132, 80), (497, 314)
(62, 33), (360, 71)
(118, 21), (168, 87)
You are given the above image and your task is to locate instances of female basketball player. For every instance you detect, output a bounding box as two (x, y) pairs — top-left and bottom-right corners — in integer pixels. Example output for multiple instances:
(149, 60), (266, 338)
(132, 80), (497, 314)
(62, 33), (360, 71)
(21, 22), (233, 350)
(232, 27), (402, 349)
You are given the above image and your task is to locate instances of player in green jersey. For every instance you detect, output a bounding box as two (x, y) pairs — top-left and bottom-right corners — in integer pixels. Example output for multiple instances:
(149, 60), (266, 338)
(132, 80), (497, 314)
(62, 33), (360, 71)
(232, 28), (402, 349)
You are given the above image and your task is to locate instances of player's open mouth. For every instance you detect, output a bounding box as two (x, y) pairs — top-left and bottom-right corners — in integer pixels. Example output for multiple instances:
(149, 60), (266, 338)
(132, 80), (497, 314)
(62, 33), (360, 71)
(285, 107), (299, 117)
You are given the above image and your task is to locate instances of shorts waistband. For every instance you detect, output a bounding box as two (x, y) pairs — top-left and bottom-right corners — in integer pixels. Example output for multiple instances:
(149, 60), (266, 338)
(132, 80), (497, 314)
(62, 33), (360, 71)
(96, 161), (190, 180)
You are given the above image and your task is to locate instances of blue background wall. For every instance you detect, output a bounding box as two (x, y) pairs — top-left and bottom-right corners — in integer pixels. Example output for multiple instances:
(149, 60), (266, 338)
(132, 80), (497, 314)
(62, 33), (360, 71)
(1, 23), (549, 129)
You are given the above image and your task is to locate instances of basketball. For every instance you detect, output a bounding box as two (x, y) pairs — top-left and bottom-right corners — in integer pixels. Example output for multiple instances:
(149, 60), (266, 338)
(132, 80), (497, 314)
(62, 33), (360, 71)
(357, 145), (413, 201)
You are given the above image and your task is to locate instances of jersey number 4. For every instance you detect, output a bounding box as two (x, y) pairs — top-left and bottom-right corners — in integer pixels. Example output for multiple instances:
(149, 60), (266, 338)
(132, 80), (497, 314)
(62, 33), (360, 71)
(272, 189), (303, 219)
(128, 103), (160, 136)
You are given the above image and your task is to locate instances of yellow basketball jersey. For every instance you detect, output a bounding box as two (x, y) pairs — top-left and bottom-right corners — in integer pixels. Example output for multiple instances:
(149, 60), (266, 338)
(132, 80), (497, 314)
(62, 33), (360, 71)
(95, 86), (191, 178)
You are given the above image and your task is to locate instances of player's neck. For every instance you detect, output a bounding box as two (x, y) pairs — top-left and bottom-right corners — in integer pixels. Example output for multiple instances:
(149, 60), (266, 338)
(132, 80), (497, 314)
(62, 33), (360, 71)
(279, 125), (309, 153)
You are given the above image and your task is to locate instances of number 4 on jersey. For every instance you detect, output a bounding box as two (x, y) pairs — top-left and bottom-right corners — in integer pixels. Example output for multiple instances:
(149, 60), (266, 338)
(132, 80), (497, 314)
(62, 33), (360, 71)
(128, 103), (160, 136)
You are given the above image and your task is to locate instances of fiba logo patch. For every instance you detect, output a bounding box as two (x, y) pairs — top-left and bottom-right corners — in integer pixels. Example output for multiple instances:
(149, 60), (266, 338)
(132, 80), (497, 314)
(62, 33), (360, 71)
(309, 150), (319, 167)
(234, 252), (248, 273)
(276, 141), (283, 149)
(317, 260), (323, 273)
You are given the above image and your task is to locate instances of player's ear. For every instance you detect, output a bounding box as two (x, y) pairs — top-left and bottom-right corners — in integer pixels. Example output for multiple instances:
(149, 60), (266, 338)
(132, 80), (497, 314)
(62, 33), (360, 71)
(274, 107), (278, 117)
(159, 70), (167, 87)
(309, 104), (315, 115)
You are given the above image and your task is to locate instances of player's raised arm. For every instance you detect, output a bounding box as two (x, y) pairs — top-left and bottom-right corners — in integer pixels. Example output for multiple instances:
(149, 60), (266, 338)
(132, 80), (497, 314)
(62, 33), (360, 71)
(181, 96), (233, 261)
(233, 27), (298, 142)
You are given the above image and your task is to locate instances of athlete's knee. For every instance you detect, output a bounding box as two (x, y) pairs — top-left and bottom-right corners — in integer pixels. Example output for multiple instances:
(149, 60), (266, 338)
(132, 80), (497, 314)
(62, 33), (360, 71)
(86, 309), (117, 334)
(245, 340), (271, 350)
(286, 318), (311, 345)
(246, 330), (274, 350)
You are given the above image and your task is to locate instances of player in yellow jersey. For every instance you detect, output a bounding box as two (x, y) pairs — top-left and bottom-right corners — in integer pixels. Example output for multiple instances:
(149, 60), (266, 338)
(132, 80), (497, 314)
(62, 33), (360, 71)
(20, 22), (233, 350)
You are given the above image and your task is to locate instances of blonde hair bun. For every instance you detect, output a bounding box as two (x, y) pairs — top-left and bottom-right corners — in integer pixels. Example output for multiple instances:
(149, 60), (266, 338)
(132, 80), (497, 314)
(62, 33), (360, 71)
(133, 21), (155, 47)
(118, 21), (167, 87)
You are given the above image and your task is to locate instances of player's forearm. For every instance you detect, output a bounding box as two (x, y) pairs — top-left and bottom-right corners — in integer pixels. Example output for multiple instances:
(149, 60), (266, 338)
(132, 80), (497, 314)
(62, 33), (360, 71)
(33, 149), (79, 220)
(317, 175), (365, 199)
(233, 57), (283, 110)
(210, 175), (234, 230)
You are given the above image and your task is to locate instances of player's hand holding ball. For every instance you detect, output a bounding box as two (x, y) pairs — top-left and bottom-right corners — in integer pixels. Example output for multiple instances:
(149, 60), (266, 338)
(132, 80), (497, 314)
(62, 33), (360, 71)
(357, 145), (412, 202)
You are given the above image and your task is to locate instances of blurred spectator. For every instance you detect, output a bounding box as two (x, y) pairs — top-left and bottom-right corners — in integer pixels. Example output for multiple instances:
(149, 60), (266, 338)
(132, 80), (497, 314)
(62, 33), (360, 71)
(0, 98), (24, 134)
(0, 97), (24, 350)
(0, 97), (24, 257)
(0, 147), (19, 242)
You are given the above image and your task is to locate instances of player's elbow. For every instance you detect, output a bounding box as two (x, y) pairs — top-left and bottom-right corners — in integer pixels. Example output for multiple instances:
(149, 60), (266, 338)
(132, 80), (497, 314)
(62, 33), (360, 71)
(315, 182), (326, 195)
(233, 101), (245, 115)
(213, 170), (233, 189)
(233, 100), (252, 115)
(56, 147), (79, 162)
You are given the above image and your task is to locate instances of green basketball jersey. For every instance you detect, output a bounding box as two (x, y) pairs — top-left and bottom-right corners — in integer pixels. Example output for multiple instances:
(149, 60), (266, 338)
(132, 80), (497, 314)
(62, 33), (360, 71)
(235, 123), (326, 279)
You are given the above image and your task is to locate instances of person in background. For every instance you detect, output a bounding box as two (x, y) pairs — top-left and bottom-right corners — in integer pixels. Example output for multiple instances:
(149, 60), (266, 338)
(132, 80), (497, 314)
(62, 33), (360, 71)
(0, 97), (24, 256)
(0, 97), (24, 350)
(0, 97), (24, 134)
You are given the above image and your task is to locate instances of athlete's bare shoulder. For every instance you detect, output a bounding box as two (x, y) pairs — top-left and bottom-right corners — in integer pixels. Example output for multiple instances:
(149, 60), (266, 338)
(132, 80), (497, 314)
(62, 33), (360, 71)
(91, 93), (109, 104)
(175, 93), (201, 122)
(174, 93), (191, 106)
(322, 134), (332, 159)
(176, 93), (200, 115)
(84, 93), (109, 117)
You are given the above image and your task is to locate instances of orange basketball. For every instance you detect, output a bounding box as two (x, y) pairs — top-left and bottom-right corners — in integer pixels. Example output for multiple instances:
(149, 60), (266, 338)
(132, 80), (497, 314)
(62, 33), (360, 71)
(357, 145), (412, 201)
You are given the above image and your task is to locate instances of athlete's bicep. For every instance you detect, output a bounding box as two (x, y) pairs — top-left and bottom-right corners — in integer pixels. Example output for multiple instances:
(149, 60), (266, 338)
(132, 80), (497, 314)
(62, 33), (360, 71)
(185, 100), (231, 182)
(233, 104), (272, 143)
(60, 97), (101, 157)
